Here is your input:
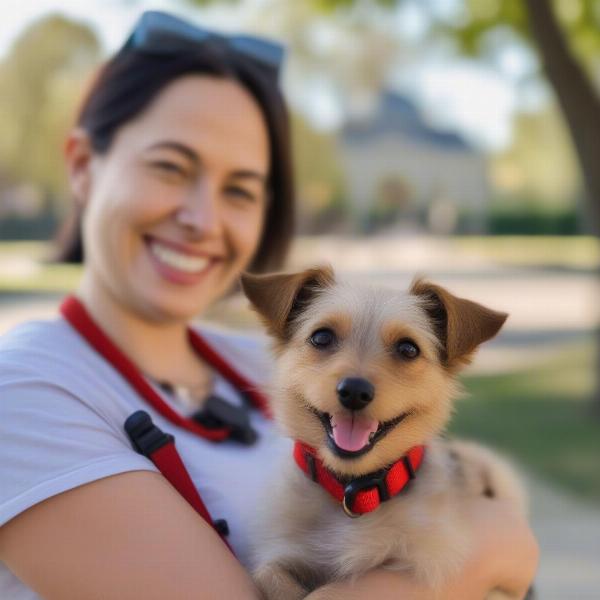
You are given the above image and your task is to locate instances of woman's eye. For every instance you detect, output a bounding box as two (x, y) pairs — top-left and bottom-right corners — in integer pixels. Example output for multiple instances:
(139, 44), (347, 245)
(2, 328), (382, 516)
(226, 186), (256, 202)
(151, 161), (188, 177)
(309, 328), (336, 349)
(395, 339), (420, 360)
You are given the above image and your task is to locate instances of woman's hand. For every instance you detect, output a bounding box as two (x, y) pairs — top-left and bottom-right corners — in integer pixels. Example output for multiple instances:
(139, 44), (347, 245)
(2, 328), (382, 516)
(305, 497), (539, 600)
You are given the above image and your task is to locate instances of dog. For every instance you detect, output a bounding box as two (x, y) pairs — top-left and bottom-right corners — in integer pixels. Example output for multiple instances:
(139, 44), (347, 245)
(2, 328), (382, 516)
(241, 266), (528, 599)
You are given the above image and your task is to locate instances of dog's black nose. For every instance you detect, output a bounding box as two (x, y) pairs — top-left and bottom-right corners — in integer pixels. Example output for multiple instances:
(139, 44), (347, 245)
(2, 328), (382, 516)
(336, 377), (375, 410)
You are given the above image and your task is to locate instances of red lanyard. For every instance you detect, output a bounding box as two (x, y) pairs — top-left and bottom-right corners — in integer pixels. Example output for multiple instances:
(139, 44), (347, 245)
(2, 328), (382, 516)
(59, 295), (271, 441)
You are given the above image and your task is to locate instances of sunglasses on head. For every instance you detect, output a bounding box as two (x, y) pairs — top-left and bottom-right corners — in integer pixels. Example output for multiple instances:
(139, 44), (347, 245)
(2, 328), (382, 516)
(122, 11), (285, 82)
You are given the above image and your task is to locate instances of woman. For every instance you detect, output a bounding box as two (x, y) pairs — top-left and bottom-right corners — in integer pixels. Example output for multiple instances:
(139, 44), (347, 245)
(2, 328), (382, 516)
(0, 11), (537, 599)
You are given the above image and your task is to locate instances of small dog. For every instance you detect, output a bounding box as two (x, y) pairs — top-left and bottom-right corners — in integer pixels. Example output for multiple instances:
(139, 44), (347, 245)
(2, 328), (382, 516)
(241, 266), (528, 599)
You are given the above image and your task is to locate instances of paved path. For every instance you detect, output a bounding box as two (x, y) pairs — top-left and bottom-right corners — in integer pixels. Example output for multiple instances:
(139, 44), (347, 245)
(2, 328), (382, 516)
(528, 477), (600, 599)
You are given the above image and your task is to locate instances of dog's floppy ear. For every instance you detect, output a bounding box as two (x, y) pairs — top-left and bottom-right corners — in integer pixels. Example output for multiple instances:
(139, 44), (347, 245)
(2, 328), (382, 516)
(410, 278), (508, 371)
(241, 265), (335, 339)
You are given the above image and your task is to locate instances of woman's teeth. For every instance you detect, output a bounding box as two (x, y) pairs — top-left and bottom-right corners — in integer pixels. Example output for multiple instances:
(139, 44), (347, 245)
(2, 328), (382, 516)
(150, 241), (210, 273)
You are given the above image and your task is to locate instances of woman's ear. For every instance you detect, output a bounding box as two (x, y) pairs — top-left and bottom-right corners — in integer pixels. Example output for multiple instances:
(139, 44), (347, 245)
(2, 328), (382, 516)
(64, 128), (94, 208)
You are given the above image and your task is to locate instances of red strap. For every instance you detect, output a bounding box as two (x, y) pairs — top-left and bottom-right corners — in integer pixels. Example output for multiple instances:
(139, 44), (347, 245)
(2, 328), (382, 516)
(60, 295), (271, 440)
(125, 411), (234, 553)
(188, 329), (271, 418)
(150, 441), (214, 523)
(294, 442), (425, 515)
(150, 439), (234, 553)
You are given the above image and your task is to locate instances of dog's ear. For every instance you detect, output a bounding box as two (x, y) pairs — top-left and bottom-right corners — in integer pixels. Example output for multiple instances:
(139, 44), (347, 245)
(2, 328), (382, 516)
(241, 266), (335, 339)
(410, 278), (508, 371)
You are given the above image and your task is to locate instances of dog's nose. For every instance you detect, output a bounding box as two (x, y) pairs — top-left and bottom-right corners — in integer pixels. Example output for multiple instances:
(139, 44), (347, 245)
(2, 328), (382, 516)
(336, 377), (375, 410)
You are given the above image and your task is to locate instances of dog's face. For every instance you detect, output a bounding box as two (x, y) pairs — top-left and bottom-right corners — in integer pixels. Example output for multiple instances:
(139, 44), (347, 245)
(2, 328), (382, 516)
(242, 267), (507, 477)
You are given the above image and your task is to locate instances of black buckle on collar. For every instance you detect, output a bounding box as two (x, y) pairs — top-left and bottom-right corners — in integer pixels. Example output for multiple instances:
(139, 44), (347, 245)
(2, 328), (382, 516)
(192, 395), (258, 445)
(342, 468), (390, 518)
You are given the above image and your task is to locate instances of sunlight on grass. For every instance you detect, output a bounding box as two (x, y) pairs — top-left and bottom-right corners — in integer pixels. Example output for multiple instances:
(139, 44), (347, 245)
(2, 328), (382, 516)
(0, 241), (81, 293)
(452, 340), (600, 502)
(452, 236), (600, 269)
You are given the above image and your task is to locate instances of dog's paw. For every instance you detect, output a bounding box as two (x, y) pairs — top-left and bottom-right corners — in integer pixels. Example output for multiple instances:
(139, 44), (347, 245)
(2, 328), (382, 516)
(253, 563), (308, 600)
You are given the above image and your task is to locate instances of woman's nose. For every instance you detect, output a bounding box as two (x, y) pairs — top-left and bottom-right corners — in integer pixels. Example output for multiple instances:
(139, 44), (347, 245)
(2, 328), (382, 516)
(175, 180), (222, 237)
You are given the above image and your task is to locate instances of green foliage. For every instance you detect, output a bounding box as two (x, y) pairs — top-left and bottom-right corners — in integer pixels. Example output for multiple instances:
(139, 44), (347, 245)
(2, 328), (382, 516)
(486, 203), (581, 235)
(0, 15), (100, 210)
(291, 113), (347, 229)
(435, 0), (600, 78)
(492, 108), (580, 208)
(0, 212), (59, 241)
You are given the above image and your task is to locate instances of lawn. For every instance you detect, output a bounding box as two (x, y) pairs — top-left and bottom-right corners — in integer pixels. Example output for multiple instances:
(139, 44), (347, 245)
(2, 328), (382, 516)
(452, 340), (600, 503)
(452, 235), (599, 269)
(0, 241), (82, 293)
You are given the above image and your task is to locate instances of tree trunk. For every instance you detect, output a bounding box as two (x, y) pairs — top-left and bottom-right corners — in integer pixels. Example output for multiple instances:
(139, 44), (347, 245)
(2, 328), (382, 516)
(523, 0), (600, 413)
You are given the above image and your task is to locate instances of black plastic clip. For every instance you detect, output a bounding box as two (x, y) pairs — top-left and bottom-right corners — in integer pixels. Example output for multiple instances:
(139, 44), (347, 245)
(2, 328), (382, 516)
(192, 395), (258, 446)
(125, 410), (174, 456)
(213, 519), (230, 537)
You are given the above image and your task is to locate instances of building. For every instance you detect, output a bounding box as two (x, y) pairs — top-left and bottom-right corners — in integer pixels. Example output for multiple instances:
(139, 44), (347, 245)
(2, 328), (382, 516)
(337, 92), (489, 234)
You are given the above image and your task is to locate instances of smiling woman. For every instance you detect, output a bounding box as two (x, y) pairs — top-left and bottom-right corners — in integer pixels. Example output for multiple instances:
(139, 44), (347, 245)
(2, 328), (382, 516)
(73, 75), (270, 323)
(0, 10), (537, 600)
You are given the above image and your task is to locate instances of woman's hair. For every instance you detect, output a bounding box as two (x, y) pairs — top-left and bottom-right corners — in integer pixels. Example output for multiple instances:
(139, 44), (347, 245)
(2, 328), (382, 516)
(55, 42), (295, 273)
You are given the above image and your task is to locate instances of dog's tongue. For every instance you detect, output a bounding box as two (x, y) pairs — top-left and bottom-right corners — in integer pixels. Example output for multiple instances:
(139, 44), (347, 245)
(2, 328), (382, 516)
(330, 412), (379, 452)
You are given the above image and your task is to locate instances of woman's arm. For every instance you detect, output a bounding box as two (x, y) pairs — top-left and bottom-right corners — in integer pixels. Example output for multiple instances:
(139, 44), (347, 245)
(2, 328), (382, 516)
(0, 476), (537, 600)
(305, 497), (539, 600)
(0, 471), (259, 600)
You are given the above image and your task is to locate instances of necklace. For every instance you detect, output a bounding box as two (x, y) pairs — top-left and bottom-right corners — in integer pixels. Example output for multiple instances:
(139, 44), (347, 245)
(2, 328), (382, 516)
(153, 374), (215, 411)
(60, 294), (269, 444)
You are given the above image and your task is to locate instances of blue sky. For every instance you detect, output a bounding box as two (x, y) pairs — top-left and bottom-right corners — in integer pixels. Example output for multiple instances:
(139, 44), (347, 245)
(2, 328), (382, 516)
(0, 0), (545, 151)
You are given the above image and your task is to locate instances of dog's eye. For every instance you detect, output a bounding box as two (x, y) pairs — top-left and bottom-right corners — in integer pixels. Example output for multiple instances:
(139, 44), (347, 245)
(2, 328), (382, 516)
(310, 328), (336, 349)
(395, 339), (420, 360)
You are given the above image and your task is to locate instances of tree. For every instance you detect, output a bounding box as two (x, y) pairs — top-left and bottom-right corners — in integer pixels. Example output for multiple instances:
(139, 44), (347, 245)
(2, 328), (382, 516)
(418, 0), (600, 413)
(434, 0), (600, 233)
(0, 14), (101, 213)
(186, 0), (600, 411)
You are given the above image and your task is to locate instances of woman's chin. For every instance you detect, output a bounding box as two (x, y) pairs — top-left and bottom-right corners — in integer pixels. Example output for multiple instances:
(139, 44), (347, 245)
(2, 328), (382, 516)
(135, 275), (229, 323)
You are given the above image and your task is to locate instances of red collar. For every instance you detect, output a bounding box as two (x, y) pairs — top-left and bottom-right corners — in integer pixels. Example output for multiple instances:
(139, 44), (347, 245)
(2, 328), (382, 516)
(60, 295), (271, 441)
(294, 441), (426, 516)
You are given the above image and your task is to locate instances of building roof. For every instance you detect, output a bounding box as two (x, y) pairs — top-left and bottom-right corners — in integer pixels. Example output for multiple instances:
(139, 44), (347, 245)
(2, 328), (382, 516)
(341, 91), (472, 151)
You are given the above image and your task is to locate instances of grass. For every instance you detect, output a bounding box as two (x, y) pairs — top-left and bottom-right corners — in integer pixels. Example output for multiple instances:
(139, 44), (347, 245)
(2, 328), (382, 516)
(451, 340), (600, 503)
(0, 241), (81, 293)
(452, 235), (599, 269)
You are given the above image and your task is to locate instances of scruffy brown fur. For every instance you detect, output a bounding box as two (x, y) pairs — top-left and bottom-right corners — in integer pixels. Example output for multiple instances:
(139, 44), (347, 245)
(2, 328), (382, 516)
(242, 266), (528, 600)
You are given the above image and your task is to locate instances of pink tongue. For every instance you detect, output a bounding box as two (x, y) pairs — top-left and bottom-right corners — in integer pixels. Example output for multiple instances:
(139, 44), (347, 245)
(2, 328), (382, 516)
(330, 412), (379, 452)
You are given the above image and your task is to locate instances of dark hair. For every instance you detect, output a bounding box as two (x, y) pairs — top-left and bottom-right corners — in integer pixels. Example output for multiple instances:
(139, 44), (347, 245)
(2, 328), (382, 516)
(55, 43), (295, 272)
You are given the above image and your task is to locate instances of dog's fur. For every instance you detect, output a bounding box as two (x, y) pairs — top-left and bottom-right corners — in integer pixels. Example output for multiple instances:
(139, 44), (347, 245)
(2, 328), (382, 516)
(242, 266), (528, 599)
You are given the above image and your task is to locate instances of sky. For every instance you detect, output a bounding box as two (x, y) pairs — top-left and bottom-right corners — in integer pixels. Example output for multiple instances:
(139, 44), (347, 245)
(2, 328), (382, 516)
(0, 0), (546, 151)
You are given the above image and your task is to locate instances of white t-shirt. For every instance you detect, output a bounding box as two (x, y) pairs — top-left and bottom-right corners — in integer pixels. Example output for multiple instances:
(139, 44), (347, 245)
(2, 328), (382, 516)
(0, 314), (290, 599)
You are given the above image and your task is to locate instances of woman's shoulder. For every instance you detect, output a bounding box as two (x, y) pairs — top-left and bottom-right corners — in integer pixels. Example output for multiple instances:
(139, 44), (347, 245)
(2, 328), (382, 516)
(0, 316), (141, 427)
(1, 317), (74, 370)
(1, 315), (78, 353)
(0, 318), (157, 531)
(0, 316), (100, 381)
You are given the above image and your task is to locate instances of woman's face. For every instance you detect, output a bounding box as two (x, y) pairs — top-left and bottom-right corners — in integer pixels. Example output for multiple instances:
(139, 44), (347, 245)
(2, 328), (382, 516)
(74, 75), (270, 323)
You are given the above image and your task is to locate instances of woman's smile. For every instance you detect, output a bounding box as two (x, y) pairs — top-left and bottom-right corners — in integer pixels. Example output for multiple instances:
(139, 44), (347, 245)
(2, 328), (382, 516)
(144, 234), (223, 286)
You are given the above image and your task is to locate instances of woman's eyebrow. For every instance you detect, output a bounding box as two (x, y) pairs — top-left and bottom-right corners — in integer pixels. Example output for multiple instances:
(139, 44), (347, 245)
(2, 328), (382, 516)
(146, 140), (199, 164)
(146, 141), (266, 183)
(230, 170), (267, 185)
